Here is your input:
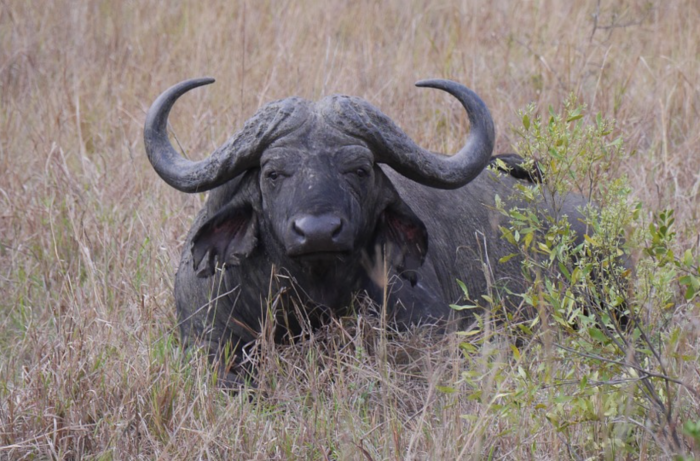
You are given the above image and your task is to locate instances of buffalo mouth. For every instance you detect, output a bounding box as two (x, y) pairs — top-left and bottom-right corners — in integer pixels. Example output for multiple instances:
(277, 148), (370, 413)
(288, 249), (352, 264)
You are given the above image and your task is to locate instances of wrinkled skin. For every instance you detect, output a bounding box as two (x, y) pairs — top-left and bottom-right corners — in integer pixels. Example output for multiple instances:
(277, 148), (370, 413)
(144, 79), (591, 386)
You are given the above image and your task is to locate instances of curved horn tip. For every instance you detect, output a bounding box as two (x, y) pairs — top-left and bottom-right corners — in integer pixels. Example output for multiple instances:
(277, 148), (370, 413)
(154, 78), (217, 99)
(194, 76), (216, 85)
(145, 77), (217, 126)
(173, 77), (216, 91)
(414, 78), (456, 90)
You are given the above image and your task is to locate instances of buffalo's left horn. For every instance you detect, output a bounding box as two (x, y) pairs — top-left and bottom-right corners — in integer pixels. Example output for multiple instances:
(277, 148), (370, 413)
(328, 79), (495, 189)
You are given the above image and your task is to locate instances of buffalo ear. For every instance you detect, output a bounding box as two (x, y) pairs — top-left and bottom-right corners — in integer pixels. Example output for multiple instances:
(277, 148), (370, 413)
(191, 204), (258, 277)
(375, 200), (428, 286)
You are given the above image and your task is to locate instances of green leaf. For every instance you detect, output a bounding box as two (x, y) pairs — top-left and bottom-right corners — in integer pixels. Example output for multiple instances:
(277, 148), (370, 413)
(499, 253), (518, 264)
(557, 261), (571, 281)
(450, 303), (479, 311)
(607, 136), (623, 148)
(437, 385), (457, 394)
(682, 285), (697, 301)
(537, 242), (551, 253)
(566, 106), (583, 122)
(459, 342), (478, 353)
(682, 249), (694, 267)
(588, 327), (610, 344)
(584, 234), (598, 247)
(456, 279), (469, 298)
(456, 329), (481, 337)
(510, 344), (521, 360)
(549, 146), (562, 160)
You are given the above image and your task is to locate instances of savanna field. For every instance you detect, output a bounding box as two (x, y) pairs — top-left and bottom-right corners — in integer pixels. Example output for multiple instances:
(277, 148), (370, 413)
(1, 1), (699, 459)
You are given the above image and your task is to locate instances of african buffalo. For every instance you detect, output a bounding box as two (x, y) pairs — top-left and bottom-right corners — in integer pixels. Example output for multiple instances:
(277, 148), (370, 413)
(144, 78), (590, 385)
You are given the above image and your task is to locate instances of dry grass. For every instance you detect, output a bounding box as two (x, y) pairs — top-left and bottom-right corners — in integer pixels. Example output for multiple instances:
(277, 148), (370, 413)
(1, 0), (699, 459)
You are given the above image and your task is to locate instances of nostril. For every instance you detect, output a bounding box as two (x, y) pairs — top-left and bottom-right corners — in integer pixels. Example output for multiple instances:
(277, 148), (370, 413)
(331, 219), (343, 239)
(292, 219), (306, 238)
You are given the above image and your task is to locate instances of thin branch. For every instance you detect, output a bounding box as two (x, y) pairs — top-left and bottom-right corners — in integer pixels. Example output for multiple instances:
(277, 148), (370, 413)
(553, 343), (693, 392)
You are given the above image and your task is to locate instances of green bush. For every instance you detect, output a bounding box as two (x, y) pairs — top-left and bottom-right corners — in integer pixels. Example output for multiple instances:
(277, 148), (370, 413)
(455, 96), (700, 459)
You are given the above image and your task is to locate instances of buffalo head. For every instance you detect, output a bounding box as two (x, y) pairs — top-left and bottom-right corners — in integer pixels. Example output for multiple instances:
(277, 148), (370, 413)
(144, 78), (495, 287)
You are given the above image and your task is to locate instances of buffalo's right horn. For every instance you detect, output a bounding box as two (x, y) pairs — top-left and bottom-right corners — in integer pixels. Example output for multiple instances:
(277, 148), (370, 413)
(144, 78), (305, 193)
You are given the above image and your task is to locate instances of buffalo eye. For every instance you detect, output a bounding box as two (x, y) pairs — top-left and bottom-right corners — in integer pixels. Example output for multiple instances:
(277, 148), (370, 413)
(266, 170), (279, 181)
(355, 167), (369, 178)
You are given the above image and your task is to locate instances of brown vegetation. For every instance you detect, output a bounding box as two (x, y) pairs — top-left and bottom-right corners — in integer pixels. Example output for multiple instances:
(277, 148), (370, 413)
(1, 1), (698, 459)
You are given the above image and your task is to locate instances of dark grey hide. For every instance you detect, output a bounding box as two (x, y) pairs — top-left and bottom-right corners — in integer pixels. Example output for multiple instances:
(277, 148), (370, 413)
(144, 78), (589, 385)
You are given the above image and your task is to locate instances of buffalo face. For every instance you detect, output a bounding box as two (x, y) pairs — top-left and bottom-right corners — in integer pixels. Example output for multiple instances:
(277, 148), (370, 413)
(188, 119), (430, 285)
(260, 125), (375, 263)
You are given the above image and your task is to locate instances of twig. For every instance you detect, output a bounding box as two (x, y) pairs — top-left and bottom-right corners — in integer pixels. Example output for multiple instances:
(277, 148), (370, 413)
(553, 343), (693, 392)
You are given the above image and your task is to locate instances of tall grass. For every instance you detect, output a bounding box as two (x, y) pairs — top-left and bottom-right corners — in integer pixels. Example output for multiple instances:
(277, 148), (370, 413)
(1, 0), (698, 458)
